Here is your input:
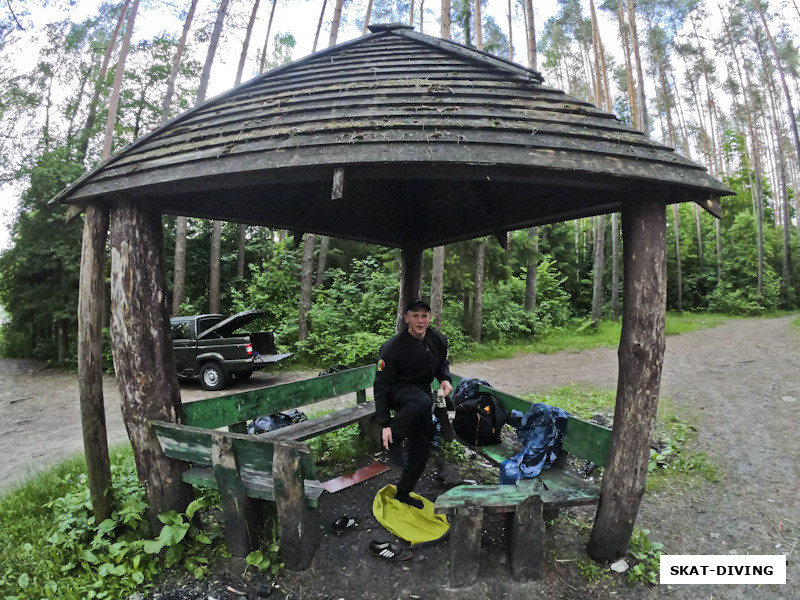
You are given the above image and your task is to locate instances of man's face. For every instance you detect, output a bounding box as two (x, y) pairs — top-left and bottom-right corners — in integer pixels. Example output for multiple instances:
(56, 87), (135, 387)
(404, 309), (431, 339)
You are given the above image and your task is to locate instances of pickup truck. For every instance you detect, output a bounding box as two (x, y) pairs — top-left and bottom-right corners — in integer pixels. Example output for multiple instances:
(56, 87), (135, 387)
(170, 310), (291, 390)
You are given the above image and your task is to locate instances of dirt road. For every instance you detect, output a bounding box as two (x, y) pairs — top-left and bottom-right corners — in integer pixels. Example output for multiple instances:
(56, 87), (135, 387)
(1, 316), (798, 598)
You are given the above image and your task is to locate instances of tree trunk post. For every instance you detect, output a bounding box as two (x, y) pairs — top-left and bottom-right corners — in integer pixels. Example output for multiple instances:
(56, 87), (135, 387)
(396, 243), (423, 333)
(298, 233), (316, 341)
(78, 201), (113, 521)
(588, 197), (666, 561)
(431, 245), (445, 327)
(109, 199), (194, 527)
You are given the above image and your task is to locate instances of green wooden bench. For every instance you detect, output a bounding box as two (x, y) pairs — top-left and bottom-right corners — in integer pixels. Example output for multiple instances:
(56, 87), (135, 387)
(434, 375), (612, 587)
(152, 365), (376, 570)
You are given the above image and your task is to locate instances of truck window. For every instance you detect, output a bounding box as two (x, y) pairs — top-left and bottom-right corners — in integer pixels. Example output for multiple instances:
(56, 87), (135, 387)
(171, 323), (192, 340)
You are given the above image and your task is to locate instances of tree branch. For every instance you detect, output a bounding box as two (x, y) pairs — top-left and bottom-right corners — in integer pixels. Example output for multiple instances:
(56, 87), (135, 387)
(6, 0), (25, 31)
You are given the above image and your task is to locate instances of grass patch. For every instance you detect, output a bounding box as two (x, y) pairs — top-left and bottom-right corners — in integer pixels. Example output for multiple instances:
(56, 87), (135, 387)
(522, 385), (616, 420)
(452, 312), (726, 363)
(307, 424), (376, 478)
(0, 446), (238, 599)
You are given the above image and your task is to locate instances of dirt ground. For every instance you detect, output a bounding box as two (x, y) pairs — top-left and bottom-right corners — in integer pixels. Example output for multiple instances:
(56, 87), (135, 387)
(1, 315), (798, 599)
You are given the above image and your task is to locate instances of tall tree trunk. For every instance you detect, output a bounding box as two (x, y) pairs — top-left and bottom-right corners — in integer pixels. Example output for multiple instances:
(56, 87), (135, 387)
(431, 246), (445, 327)
(611, 213), (620, 321)
(236, 224), (247, 280)
(198, 0), (231, 316)
(420, 0), (425, 32)
(409, 0), (415, 26)
(259, 0), (279, 73)
(441, 0), (451, 39)
(590, 216), (605, 326)
(397, 244), (424, 333)
(473, 0), (483, 50)
(161, 0), (199, 122)
(110, 200), (195, 528)
(523, 0), (536, 69)
(588, 197), (666, 561)
(524, 227), (539, 312)
(233, 0), (262, 281)
(209, 220), (222, 313)
(470, 238), (485, 343)
(626, 0), (649, 135)
(328, 0), (345, 47)
(76, 0), (128, 164)
(78, 204), (112, 521)
(507, 0), (513, 60)
(315, 236), (330, 287)
(102, 0), (140, 159)
(615, 0), (637, 129)
(235, 0), (262, 85)
(172, 217), (188, 313)
(298, 234), (316, 341)
(313, 0), (328, 52)
(672, 204), (683, 311)
(362, 0), (374, 35)
(720, 5), (763, 294)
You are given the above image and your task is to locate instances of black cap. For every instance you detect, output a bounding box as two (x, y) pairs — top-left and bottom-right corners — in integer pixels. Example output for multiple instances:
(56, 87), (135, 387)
(405, 298), (431, 313)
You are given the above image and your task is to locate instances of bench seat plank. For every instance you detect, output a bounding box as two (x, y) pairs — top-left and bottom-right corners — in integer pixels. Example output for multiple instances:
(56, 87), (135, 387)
(181, 466), (323, 506)
(258, 401), (376, 441)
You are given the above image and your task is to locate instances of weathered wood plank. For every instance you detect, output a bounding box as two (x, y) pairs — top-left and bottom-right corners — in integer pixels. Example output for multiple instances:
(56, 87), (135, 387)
(509, 494), (545, 581)
(273, 443), (320, 570)
(211, 433), (260, 557)
(181, 466), (323, 505)
(257, 401), (376, 441)
(181, 365), (375, 429)
(448, 504), (484, 588)
(435, 485), (528, 513)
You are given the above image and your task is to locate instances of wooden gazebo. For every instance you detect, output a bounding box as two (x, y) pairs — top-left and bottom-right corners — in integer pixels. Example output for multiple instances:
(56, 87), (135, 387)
(55, 24), (730, 561)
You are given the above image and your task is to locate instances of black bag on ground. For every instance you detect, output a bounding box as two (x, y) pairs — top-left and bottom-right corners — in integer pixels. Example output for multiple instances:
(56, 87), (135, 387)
(248, 409), (308, 434)
(451, 378), (509, 446)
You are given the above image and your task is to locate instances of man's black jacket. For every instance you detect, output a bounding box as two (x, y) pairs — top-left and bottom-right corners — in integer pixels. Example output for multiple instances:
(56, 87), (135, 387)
(373, 327), (452, 427)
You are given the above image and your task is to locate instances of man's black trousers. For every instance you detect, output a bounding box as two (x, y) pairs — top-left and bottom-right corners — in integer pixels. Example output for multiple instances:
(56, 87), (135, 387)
(389, 383), (436, 495)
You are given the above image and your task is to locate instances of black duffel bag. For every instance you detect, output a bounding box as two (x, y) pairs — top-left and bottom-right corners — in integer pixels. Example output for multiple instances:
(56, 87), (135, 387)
(451, 378), (509, 446)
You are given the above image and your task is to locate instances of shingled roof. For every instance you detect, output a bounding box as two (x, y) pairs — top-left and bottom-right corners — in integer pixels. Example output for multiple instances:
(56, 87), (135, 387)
(54, 24), (730, 248)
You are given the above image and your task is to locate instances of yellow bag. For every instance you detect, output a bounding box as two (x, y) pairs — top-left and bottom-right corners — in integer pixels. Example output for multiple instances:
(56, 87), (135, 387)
(372, 485), (450, 546)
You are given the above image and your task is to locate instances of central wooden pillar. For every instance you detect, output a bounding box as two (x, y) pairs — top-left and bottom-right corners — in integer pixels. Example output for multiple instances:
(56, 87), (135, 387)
(588, 198), (667, 561)
(109, 199), (194, 526)
(396, 242), (423, 333)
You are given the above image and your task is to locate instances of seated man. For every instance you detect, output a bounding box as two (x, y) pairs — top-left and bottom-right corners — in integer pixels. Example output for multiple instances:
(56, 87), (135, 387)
(374, 298), (453, 508)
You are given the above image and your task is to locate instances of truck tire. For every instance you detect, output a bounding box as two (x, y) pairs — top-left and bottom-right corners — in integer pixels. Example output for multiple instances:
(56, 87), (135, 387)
(200, 363), (227, 391)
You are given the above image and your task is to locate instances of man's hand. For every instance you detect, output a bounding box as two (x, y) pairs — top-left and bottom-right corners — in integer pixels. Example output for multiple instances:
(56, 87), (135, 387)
(440, 380), (453, 398)
(382, 426), (393, 450)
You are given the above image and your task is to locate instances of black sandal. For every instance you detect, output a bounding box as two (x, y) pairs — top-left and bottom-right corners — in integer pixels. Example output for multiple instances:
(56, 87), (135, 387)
(369, 540), (412, 561)
(331, 516), (358, 535)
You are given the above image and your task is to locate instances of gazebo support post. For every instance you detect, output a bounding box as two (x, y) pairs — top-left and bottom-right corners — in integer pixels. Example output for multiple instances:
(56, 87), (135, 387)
(396, 243), (423, 332)
(588, 197), (667, 561)
(78, 202), (113, 521)
(109, 198), (194, 527)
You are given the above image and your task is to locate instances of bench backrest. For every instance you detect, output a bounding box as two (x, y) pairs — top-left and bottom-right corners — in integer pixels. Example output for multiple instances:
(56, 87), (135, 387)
(449, 374), (612, 468)
(182, 364), (376, 429)
(151, 420), (317, 480)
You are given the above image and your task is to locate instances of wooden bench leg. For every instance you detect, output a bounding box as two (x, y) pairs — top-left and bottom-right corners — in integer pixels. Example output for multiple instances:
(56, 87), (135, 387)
(509, 494), (545, 581)
(273, 443), (320, 570)
(449, 504), (483, 588)
(211, 434), (261, 557)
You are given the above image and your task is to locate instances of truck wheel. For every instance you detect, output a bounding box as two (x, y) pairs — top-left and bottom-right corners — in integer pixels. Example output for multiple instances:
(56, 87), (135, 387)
(200, 363), (227, 391)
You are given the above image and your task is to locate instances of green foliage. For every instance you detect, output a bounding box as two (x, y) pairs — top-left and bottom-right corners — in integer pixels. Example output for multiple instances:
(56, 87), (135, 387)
(523, 385), (616, 420)
(576, 558), (606, 582)
(300, 256), (398, 366)
(142, 496), (222, 580)
(627, 529), (664, 585)
(647, 418), (719, 485)
(307, 424), (374, 478)
(0, 448), (223, 599)
(245, 541), (282, 575)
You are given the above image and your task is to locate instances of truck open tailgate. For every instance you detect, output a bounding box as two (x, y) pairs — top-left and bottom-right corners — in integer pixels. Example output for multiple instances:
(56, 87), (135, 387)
(254, 353), (293, 365)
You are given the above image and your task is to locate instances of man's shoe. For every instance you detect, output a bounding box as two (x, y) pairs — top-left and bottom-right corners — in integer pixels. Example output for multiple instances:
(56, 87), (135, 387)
(369, 541), (412, 561)
(395, 491), (424, 509)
